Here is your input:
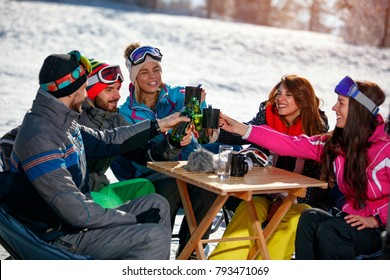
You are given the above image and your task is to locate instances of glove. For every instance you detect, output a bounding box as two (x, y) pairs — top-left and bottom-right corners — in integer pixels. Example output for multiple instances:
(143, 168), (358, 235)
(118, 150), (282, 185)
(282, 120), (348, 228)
(136, 208), (161, 224)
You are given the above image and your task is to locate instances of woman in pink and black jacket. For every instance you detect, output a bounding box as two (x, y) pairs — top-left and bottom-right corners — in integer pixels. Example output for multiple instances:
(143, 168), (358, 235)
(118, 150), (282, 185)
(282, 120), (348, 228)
(218, 76), (389, 259)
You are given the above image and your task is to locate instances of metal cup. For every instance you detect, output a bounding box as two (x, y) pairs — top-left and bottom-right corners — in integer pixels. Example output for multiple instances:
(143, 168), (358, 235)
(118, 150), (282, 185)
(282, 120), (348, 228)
(184, 86), (202, 105)
(230, 153), (249, 177)
(202, 106), (220, 129)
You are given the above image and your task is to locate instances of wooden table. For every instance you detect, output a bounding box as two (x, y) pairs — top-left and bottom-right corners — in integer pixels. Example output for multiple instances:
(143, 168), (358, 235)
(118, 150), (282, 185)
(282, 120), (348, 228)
(147, 161), (328, 260)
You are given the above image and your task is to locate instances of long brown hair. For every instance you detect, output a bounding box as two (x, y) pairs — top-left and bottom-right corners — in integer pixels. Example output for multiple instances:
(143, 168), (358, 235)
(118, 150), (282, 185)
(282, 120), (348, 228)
(266, 74), (327, 136)
(321, 80), (385, 208)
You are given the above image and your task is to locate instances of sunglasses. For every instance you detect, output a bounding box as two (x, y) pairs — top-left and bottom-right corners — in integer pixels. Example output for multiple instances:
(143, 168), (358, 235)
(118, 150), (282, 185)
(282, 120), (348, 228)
(128, 46), (163, 66)
(88, 65), (124, 86)
(334, 76), (379, 116)
(40, 50), (92, 92)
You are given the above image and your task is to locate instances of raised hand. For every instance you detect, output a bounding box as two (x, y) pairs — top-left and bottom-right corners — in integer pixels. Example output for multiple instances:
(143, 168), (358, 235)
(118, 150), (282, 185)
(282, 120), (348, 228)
(157, 112), (190, 133)
(219, 112), (249, 136)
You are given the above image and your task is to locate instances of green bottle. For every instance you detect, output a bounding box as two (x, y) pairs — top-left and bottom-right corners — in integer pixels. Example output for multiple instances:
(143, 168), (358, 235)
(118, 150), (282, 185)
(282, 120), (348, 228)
(169, 97), (199, 148)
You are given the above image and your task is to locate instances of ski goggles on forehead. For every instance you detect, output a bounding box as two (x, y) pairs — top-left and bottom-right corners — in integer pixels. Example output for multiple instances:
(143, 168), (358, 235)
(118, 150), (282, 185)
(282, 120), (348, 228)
(334, 76), (379, 116)
(88, 65), (124, 86)
(69, 50), (92, 74)
(128, 46), (163, 66)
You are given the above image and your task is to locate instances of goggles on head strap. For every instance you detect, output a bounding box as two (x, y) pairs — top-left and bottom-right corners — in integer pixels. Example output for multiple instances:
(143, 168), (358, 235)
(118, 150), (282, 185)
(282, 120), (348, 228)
(238, 147), (268, 167)
(40, 50), (92, 92)
(334, 76), (379, 116)
(69, 50), (92, 74)
(128, 46), (163, 66)
(88, 65), (124, 86)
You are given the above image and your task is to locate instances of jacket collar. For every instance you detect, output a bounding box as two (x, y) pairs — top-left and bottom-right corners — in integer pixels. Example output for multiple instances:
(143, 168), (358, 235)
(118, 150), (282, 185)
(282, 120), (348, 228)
(369, 114), (388, 143)
(32, 89), (80, 130)
(81, 98), (116, 124)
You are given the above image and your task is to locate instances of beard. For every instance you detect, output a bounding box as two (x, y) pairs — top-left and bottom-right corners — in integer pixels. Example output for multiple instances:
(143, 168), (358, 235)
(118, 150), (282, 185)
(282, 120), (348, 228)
(95, 96), (119, 113)
(70, 98), (83, 113)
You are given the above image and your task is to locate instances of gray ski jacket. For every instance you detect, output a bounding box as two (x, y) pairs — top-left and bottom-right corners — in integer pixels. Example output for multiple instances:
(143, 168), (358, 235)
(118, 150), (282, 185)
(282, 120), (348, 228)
(6, 89), (160, 241)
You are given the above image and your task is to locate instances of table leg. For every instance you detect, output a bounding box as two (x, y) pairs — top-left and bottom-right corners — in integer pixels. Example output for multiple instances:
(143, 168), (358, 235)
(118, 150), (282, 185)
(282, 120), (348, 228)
(247, 188), (306, 259)
(245, 200), (270, 260)
(175, 179), (204, 258)
(263, 188), (305, 240)
(176, 180), (228, 260)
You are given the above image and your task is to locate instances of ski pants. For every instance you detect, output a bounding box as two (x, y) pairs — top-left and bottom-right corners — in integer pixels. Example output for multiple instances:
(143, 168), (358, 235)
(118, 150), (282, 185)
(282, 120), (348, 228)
(295, 208), (383, 259)
(50, 193), (171, 260)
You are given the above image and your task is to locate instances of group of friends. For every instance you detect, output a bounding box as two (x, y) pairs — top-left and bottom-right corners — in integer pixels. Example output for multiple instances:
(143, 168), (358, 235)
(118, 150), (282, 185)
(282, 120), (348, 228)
(0, 43), (389, 260)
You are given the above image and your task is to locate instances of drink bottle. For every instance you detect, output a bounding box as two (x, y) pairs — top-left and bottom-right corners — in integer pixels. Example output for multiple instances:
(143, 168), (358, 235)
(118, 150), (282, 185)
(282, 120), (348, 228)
(169, 97), (200, 148)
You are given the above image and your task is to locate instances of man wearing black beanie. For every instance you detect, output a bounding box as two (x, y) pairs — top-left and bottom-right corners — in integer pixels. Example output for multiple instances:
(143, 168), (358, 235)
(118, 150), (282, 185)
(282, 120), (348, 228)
(39, 52), (88, 98)
(3, 50), (190, 259)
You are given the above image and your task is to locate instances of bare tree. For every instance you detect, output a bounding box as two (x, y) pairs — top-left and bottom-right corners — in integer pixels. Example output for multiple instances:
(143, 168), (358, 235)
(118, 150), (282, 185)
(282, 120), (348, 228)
(379, 0), (390, 48)
(206, 0), (228, 18)
(271, 0), (305, 30)
(306, 0), (331, 32)
(335, 0), (390, 48)
(232, 0), (272, 26)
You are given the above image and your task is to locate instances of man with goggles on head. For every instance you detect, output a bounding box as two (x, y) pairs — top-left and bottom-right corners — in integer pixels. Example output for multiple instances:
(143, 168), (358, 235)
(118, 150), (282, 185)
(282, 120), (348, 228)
(78, 58), (187, 210)
(1, 51), (191, 260)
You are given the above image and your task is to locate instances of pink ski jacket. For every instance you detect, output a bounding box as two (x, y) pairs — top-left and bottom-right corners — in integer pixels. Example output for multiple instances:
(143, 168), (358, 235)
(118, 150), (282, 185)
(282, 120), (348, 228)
(246, 114), (390, 225)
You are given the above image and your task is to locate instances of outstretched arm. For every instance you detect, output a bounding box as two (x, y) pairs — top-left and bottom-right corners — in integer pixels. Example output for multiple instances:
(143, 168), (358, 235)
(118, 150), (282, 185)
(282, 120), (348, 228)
(219, 112), (250, 136)
(157, 112), (190, 133)
(219, 112), (324, 161)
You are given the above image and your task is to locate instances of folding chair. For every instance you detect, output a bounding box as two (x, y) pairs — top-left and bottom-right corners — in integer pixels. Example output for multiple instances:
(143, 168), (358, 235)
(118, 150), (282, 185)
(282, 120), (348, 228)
(0, 205), (94, 260)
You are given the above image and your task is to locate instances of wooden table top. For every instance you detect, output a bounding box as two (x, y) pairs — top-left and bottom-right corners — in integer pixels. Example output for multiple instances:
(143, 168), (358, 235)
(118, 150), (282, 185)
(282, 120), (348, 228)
(147, 161), (328, 196)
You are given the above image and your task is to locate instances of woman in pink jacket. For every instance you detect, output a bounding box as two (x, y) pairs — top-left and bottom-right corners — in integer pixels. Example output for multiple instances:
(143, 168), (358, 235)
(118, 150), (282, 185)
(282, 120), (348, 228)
(218, 76), (389, 259)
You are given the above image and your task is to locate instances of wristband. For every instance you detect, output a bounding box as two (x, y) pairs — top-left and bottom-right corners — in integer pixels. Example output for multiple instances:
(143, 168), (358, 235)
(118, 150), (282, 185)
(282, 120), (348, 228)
(373, 213), (385, 230)
(150, 120), (161, 138)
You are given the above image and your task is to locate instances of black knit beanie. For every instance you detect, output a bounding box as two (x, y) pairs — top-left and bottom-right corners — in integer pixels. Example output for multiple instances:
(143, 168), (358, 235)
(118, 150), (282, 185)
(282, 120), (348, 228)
(39, 53), (87, 98)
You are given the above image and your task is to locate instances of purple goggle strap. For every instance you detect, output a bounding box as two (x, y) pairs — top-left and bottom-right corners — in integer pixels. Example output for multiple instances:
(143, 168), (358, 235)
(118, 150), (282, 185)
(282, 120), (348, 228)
(335, 76), (379, 116)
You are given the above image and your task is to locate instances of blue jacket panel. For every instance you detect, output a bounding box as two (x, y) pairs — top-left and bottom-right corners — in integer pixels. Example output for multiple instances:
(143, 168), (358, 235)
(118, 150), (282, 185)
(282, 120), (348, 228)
(119, 84), (186, 124)
(117, 83), (206, 178)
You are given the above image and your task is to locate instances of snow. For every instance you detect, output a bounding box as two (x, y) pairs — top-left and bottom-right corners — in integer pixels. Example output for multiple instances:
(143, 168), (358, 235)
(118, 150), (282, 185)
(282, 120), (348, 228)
(1, 0), (389, 136)
(0, 0), (389, 260)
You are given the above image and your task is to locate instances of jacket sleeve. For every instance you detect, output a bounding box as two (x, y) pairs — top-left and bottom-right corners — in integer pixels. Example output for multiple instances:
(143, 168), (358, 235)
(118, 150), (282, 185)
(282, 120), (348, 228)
(246, 125), (325, 161)
(148, 137), (181, 161)
(121, 136), (182, 167)
(14, 135), (139, 229)
(81, 119), (157, 159)
(217, 129), (250, 145)
(0, 126), (20, 171)
(217, 101), (265, 145)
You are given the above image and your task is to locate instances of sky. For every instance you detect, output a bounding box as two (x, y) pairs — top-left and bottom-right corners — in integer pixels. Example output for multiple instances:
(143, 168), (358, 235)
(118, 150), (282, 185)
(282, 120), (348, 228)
(0, 0), (390, 263)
